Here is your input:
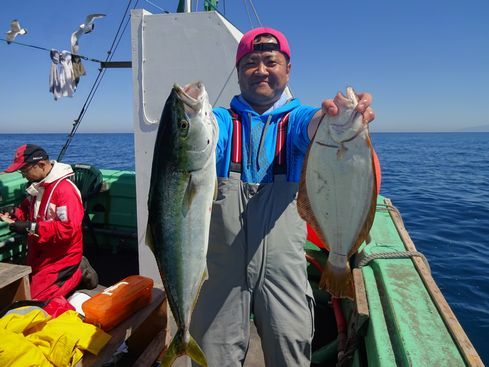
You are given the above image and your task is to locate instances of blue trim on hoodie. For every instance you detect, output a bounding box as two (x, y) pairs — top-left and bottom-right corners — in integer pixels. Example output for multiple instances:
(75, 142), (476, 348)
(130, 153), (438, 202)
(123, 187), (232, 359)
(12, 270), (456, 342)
(214, 96), (319, 183)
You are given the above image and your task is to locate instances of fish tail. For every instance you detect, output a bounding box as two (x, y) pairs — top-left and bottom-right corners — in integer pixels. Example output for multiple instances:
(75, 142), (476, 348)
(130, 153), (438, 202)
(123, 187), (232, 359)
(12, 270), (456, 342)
(319, 258), (355, 300)
(159, 330), (208, 367)
(186, 334), (207, 367)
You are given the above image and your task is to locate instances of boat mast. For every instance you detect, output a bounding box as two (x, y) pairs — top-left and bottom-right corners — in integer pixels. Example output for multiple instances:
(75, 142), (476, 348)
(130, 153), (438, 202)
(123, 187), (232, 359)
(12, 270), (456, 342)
(177, 0), (191, 12)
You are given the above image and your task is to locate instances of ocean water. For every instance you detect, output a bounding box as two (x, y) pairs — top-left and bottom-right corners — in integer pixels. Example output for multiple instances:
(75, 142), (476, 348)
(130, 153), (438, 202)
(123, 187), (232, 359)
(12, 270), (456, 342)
(0, 133), (136, 171)
(0, 132), (487, 362)
(371, 132), (489, 363)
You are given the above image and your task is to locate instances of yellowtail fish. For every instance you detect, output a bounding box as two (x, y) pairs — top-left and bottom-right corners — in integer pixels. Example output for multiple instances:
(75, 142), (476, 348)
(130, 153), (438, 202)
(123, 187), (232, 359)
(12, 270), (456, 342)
(146, 81), (218, 366)
(298, 87), (377, 299)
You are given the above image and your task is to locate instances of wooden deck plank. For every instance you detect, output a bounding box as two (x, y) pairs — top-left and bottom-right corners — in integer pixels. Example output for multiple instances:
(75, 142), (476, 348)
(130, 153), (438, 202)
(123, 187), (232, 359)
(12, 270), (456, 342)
(0, 262), (31, 310)
(0, 262), (31, 289)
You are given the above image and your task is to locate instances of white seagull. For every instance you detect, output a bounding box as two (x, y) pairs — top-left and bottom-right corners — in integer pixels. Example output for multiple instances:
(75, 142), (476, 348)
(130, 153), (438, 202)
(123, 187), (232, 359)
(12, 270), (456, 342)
(6, 19), (28, 44)
(70, 13), (106, 54)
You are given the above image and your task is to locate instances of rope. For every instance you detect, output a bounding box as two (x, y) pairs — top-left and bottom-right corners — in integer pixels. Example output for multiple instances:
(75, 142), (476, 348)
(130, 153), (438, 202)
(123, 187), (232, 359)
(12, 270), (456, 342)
(376, 202), (401, 215)
(357, 250), (431, 273)
(0, 38), (104, 64)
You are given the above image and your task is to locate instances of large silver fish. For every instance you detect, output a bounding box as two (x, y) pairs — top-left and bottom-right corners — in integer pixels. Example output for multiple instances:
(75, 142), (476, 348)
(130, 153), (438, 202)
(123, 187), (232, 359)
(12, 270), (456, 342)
(298, 87), (377, 300)
(146, 81), (217, 366)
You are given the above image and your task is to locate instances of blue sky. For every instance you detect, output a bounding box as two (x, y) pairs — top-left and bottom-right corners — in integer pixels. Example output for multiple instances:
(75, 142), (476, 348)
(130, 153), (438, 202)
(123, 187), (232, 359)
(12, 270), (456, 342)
(1, 0), (488, 133)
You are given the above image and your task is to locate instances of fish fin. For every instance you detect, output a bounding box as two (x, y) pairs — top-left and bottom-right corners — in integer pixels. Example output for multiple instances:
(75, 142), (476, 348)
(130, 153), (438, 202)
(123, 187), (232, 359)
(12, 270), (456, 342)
(319, 258), (354, 300)
(297, 145), (330, 250)
(203, 264), (209, 282)
(159, 330), (207, 367)
(347, 147), (378, 258)
(182, 173), (197, 215)
(191, 268), (209, 312)
(213, 178), (218, 201)
(187, 334), (208, 367)
(145, 222), (156, 254)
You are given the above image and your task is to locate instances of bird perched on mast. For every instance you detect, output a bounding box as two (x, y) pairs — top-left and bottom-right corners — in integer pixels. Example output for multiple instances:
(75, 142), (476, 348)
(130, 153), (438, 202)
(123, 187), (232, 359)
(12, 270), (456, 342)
(5, 19), (28, 44)
(70, 14), (106, 54)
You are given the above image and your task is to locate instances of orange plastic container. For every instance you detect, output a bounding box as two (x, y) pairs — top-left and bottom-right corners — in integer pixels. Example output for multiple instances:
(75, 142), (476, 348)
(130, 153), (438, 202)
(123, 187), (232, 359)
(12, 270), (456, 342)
(82, 275), (154, 331)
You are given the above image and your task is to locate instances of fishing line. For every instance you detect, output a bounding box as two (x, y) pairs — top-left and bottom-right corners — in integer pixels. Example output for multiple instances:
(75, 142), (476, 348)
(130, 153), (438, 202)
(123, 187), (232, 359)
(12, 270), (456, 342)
(58, 0), (140, 162)
(65, 12), (132, 140)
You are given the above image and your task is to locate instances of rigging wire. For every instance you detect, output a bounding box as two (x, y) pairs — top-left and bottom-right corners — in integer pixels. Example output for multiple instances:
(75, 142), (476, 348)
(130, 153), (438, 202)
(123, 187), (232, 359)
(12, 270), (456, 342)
(242, 0), (255, 29)
(247, 0), (262, 27)
(239, 0), (262, 30)
(57, 0), (140, 162)
(56, 0), (263, 162)
(143, 0), (169, 13)
(212, 65), (236, 106)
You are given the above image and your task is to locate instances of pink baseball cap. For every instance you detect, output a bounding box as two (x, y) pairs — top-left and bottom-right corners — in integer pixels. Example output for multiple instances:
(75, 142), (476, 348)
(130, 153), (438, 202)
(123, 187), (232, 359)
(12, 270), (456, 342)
(236, 27), (291, 67)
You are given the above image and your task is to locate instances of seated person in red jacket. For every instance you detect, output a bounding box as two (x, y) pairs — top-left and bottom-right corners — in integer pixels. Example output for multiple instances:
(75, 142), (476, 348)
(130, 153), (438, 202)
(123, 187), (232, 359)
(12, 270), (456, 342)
(0, 144), (98, 300)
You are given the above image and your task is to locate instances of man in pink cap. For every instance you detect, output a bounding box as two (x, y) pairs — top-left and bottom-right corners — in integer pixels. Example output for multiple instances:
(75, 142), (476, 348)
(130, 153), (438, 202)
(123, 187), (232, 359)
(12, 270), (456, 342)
(1, 144), (98, 301)
(190, 27), (375, 366)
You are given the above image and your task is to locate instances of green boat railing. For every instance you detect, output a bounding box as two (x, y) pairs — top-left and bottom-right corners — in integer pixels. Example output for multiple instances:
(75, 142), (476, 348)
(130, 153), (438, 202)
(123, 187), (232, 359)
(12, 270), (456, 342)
(0, 170), (483, 366)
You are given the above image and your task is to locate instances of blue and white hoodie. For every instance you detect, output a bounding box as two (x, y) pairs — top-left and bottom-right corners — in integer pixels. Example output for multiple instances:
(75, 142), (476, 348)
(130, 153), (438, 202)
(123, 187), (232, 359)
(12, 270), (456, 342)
(213, 93), (318, 183)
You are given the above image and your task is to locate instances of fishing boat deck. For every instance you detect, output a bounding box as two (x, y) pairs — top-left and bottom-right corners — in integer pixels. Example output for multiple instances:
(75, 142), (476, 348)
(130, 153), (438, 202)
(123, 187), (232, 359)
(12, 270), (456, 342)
(0, 170), (483, 366)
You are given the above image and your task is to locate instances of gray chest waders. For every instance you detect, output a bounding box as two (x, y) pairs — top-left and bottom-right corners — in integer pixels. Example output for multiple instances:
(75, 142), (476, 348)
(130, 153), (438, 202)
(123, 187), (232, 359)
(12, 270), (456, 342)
(190, 111), (315, 366)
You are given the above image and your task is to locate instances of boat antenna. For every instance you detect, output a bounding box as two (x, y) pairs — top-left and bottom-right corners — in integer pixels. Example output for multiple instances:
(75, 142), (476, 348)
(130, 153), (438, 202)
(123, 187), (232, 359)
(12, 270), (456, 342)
(57, 0), (140, 162)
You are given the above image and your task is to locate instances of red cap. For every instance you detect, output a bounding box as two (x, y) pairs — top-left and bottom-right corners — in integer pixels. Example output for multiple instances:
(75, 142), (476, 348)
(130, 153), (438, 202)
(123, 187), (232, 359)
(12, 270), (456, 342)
(236, 27), (291, 67)
(3, 144), (49, 173)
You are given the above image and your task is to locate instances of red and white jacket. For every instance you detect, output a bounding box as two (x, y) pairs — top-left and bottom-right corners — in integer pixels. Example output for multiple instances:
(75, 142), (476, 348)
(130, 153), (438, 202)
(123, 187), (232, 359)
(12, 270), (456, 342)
(14, 161), (84, 300)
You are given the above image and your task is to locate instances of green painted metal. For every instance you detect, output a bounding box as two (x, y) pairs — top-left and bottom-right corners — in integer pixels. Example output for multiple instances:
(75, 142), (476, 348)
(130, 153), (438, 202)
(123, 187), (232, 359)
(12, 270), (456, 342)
(359, 196), (466, 366)
(0, 169), (137, 260)
(92, 170), (136, 229)
(0, 172), (27, 262)
(0, 172), (27, 206)
(305, 195), (469, 366)
(204, 0), (218, 11)
(362, 266), (398, 366)
(87, 169), (137, 252)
